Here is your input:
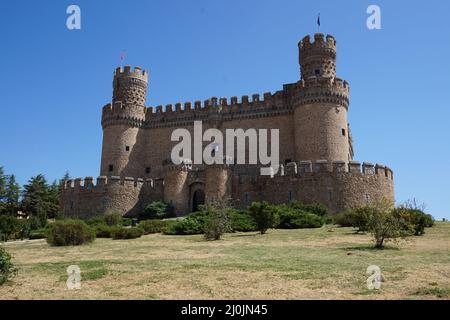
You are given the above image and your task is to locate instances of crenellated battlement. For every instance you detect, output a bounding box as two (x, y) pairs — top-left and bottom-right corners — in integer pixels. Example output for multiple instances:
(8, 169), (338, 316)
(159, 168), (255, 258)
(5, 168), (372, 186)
(255, 160), (393, 179)
(114, 65), (148, 81)
(62, 176), (162, 191)
(295, 76), (350, 108)
(101, 87), (294, 129)
(299, 34), (336, 53)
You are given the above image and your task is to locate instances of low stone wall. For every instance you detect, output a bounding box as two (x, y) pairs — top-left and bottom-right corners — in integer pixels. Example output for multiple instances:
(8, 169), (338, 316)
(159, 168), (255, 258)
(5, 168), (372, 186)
(60, 176), (163, 218)
(232, 161), (394, 213)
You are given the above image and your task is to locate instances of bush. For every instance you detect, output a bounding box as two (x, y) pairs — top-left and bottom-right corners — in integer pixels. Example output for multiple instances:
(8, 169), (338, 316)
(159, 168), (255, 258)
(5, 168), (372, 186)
(249, 202), (280, 234)
(103, 211), (122, 226)
(139, 220), (171, 234)
(393, 207), (434, 236)
(334, 208), (370, 233)
(163, 218), (203, 235)
(0, 246), (17, 285)
(291, 202), (329, 216)
(121, 218), (132, 227)
(29, 228), (48, 240)
(46, 220), (95, 246)
(138, 201), (175, 220)
(229, 209), (258, 232)
(111, 227), (144, 240)
(94, 224), (114, 238)
(278, 208), (324, 229)
(203, 205), (231, 241)
(0, 216), (21, 241)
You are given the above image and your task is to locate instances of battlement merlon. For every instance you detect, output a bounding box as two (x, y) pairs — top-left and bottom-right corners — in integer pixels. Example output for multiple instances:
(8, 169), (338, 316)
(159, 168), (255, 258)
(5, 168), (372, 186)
(114, 66), (148, 82)
(62, 176), (162, 191)
(299, 34), (337, 54)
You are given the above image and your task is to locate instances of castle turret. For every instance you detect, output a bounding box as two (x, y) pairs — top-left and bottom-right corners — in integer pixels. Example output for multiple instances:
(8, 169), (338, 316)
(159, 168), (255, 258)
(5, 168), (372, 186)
(205, 162), (232, 205)
(100, 66), (148, 177)
(293, 34), (352, 163)
(163, 162), (190, 216)
(299, 33), (336, 80)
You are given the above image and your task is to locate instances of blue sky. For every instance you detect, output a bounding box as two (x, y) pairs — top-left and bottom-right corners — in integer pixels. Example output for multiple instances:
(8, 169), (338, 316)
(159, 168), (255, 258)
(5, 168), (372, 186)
(0, 0), (449, 219)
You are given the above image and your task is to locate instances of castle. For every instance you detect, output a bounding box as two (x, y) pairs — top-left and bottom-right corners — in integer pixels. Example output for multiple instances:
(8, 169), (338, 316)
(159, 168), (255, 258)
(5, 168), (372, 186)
(60, 33), (395, 218)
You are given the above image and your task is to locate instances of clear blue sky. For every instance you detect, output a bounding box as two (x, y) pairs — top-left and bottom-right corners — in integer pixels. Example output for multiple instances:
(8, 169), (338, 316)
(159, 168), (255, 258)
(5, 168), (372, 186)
(0, 0), (449, 219)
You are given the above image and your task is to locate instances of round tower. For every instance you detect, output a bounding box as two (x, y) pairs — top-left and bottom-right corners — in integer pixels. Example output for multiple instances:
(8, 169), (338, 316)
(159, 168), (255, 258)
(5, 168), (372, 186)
(204, 163), (232, 205)
(163, 162), (190, 216)
(293, 34), (351, 163)
(100, 66), (148, 177)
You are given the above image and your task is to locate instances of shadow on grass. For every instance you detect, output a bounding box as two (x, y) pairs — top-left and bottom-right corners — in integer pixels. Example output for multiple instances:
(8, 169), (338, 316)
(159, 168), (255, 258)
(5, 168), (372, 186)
(341, 244), (400, 252)
(230, 233), (261, 238)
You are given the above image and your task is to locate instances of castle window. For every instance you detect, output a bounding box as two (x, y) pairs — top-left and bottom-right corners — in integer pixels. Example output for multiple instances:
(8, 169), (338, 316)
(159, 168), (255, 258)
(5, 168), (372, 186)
(238, 175), (243, 184)
(108, 164), (113, 172)
(327, 190), (333, 201)
(285, 159), (292, 165)
(315, 69), (321, 76)
(145, 167), (151, 174)
(364, 194), (371, 203)
(342, 129), (346, 136)
(288, 190), (293, 202)
(125, 146), (130, 151)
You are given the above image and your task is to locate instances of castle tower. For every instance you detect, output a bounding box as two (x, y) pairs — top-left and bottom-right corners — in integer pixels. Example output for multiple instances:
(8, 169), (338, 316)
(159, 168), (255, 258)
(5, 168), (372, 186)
(293, 34), (352, 163)
(204, 163), (232, 205)
(163, 163), (190, 216)
(100, 66), (148, 177)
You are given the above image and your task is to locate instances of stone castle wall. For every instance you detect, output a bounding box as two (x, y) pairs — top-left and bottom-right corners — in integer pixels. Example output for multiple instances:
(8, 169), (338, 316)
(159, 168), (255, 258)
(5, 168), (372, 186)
(60, 176), (163, 218)
(60, 33), (395, 218)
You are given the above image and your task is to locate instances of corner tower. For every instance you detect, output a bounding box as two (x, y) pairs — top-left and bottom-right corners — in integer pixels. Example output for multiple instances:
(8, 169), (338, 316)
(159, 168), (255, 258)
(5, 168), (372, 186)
(100, 66), (148, 177)
(293, 34), (352, 163)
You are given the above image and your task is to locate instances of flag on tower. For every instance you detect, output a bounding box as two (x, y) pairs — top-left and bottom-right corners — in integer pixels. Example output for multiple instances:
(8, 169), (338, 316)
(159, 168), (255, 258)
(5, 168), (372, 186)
(317, 14), (321, 27)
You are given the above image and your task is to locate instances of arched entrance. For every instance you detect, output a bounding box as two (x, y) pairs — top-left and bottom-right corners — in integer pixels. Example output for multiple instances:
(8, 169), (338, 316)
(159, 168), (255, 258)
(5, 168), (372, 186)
(192, 189), (205, 212)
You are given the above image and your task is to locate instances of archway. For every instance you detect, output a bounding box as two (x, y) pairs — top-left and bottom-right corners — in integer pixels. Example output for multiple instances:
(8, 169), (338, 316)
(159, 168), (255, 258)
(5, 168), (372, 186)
(192, 189), (205, 212)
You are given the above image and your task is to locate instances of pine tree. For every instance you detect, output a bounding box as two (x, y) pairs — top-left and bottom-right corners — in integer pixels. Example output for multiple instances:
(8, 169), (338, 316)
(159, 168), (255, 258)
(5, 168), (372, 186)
(4, 174), (20, 216)
(21, 174), (50, 217)
(0, 166), (6, 202)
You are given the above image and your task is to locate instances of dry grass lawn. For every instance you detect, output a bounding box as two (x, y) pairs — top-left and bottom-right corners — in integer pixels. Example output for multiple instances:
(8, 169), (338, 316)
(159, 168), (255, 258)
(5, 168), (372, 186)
(1, 222), (449, 300)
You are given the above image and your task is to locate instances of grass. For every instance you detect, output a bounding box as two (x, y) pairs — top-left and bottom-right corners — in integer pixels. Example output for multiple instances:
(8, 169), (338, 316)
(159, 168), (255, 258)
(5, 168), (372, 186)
(0, 222), (449, 300)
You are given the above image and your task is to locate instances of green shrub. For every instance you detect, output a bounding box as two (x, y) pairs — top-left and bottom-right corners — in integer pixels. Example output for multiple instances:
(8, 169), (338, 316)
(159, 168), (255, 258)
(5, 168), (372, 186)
(249, 202), (280, 234)
(121, 218), (132, 227)
(203, 205), (231, 241)
(229, 209), (258, 232)
(278, 209), (324, 229)
(103, 211), (123, 226)
(111, 227), (144, 240)
(29, 228), (48, 240)
(163, 218), (203, 235)
(334, 209), (370, 233)
(46, 220), (95, 246)
(138, 201), (175, 220)
(393, 207), (434, 236)
(139, 220), (171, 234)
(0, 216), (21, 241)
(94, 224), (114, 238)
(0, 246), (17, 285)
(291, 202), (329, 216)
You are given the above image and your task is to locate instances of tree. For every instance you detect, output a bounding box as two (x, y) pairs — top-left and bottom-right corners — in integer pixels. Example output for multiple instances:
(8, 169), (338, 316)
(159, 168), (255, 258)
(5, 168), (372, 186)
(364, 201), (411, 249)
(249, 201), (280, 234)
(138, 201), (175, 220)
(203, 199), (231, 241)
(21, 174), (51, 219)
(4, 175), (20, 216)
(0, 167), (6, 213)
